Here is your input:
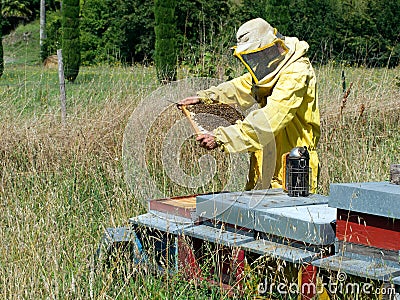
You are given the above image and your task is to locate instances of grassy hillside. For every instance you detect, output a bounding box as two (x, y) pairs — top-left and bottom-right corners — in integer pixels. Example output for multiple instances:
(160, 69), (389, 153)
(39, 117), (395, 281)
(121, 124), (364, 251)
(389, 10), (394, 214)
(2, 20), (42, 66)
(1, 23), (400, 299)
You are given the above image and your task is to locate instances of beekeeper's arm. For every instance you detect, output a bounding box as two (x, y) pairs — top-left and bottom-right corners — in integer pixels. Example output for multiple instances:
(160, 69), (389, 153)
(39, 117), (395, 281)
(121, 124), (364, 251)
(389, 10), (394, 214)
(214, 61), (309, 153)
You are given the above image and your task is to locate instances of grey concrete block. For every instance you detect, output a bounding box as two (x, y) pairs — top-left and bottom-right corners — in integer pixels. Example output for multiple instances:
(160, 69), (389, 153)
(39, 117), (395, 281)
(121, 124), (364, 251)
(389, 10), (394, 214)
(329, 182), (400, 218)
(254, 204), (336, 245)
(196, 191), (255, 229)
(196, 189), (328, 230)
(183, 224), (254, 247)
(129, 211), (193, 234)
(312, 255), (400, 281)
(240, 239), (319, 263)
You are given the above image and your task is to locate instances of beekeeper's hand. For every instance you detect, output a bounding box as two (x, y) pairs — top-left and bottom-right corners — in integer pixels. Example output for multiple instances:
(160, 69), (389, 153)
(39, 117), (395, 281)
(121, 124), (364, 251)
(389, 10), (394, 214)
(177, 96), (201, 109)
(196, 132), (218, 150)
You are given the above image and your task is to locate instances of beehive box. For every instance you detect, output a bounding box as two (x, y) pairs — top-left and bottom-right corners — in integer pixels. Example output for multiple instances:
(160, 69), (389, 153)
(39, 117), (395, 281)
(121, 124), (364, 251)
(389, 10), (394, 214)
(196, 189), (332, 240)
(312, 182), (400, 282)
(329, 182), (400, 251)
(149, 195), (197, 220)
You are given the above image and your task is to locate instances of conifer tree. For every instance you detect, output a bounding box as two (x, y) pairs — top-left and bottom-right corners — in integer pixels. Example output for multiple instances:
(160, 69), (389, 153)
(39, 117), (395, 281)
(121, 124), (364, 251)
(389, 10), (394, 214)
(154, 0), (177, 83)
(62, 0), (80, 82)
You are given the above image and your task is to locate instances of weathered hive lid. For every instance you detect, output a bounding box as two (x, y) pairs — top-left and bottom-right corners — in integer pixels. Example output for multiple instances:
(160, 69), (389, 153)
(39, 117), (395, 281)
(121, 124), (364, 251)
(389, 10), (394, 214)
(329, 182), (400, 218)
(254, 203), (336, 245)
(196, 189), (335, 245)
(196, 189), (328, 229)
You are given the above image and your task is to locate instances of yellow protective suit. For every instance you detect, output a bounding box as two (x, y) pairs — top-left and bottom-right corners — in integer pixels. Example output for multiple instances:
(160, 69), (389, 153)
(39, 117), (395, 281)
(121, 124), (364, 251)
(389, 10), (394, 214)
(197, 37), (320, 192)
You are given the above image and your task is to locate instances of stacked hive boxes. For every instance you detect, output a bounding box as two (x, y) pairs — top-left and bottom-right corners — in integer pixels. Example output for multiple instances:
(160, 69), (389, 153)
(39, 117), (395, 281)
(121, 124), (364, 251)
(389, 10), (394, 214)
(313, 182), (400, 283)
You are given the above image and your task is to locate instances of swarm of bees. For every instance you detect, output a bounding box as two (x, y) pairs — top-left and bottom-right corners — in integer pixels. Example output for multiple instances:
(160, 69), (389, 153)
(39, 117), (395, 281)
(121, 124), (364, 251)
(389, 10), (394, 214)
(185, 103), (244, 132)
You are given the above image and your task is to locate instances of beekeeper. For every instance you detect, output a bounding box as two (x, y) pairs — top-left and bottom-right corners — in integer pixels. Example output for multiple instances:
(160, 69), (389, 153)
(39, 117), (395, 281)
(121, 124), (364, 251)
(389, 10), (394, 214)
(178, 18), (320, 192)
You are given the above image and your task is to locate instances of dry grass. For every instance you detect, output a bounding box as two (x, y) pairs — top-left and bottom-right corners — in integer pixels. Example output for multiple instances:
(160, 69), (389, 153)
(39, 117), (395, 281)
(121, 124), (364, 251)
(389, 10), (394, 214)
(0, 62), (399, 299)
(316, 64), (400, 194)
(0, 66), (155, 299)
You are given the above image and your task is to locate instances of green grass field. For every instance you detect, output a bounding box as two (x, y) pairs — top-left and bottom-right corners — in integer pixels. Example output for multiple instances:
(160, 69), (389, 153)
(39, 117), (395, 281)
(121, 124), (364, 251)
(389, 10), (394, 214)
(1, 24), (399, 299)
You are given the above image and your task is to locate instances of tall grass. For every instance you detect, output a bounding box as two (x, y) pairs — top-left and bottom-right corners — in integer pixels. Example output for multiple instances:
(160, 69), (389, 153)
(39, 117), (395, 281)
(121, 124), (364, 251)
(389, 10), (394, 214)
(0, 65), (159, 299)
(316, 63), (400, 194)
(1, 57), (399, 298)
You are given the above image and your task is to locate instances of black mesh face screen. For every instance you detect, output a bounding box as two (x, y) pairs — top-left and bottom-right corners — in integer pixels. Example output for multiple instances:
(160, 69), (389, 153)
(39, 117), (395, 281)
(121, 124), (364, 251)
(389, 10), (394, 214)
(241, 43), (285, 82)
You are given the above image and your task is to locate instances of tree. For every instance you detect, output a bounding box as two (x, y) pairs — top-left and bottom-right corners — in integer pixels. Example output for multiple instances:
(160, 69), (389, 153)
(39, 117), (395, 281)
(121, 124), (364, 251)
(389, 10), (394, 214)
(286, 0), (340, 64)
(265, 0), (291, 35)
(2, 0), (33, 22)
(62, 0), (80, 82)
(79, 0), (108, 64)
(123, 0), (155, 63)
(41, 0), (400, 68)
(79, 0), (154, 65)
(154, 0), (177, 82)
(1, 0), (36, 33)
(175, 0), (235, 77)
(366, 0), (400, 67)
(0, 0), (3, 78)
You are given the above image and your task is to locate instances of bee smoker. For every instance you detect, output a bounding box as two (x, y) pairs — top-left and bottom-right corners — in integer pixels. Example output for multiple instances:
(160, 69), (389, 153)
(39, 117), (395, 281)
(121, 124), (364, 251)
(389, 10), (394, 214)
(285, 146), (310, 197)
